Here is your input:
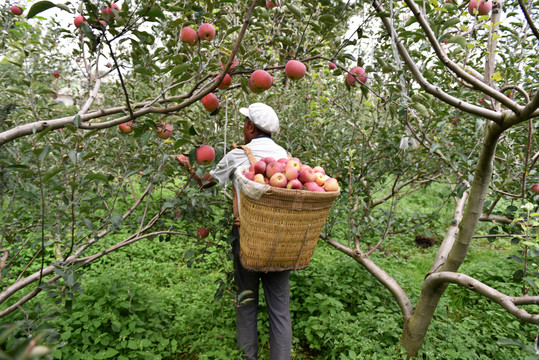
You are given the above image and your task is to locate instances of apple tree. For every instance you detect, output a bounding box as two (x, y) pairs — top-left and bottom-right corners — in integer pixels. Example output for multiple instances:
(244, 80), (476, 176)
(0, 0), (538, 358)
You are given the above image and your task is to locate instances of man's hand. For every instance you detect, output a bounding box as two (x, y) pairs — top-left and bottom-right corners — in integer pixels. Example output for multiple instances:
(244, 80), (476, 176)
(176, 154), (191, 168)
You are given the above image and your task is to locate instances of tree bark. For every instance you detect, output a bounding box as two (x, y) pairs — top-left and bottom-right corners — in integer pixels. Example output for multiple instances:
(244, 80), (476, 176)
(399, 122), (503, 356)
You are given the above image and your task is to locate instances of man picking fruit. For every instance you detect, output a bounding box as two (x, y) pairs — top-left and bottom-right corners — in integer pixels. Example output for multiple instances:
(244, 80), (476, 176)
(177, 103), (292, 360)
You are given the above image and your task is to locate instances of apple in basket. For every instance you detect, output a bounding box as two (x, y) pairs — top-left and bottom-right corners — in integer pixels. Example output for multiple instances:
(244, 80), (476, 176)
(314, 172), (326, 186)
(243, 171), (255, 181)
(286, 158), (301, 171)
(277, 158), (288, 164)
(261, 157), (276, 165)
(254, 174), (266, 184)
(253, 160), (266, 175)
(286, 179), (303, 189)
(298, 168), (315, 184)
(304, 182), (325, 192)
(283, 165), (298, 180)
(266, 161), (286, 178)
(270, 173), (288, 188)
(313, 166), (325, 175)
(324, 178), (340, 192)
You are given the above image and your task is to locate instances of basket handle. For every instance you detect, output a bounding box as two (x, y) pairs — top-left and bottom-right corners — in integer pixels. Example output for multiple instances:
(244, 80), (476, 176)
(293, 223), (312, 271)
(235, 145), (257, 165)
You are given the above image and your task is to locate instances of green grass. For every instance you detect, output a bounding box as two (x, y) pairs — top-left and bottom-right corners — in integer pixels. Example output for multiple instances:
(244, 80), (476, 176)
(3, 181), (538, 359)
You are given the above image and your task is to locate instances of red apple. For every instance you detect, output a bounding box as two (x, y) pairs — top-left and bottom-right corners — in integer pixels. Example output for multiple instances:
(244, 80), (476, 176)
(285, 60), (307, 80)
(283, 166), (298, 180)
(277, 158), (289, 164)
(111, 3), (120, 12)
(286, 179), (303, 190)
(197, 227), (209, 239)
(305, 94), (311, 100)
(468, 0), (492, 15)
(299, 164), (312, 173)
(253, 160), (266, 175)
(219, 56), (239, 71)
(313, 166), (325, 175)
(261, 157), (276, 165)
(176, 154), (190, 167)
(324, 177), (340, 192)
(286, 159), (301, 171)
(253, 173), (265, 184)
(531, 184), (539, 194)
(201, 93), (219, 112)
(314, 172), (326, 187)
(198, 23), (215, 41)
(181, 27), (199, 46)
(298, 168), (315, 184)
(10, 5), (23, 15)
(266, 161), (285, 178)
(215, 73), (232, 90)
(156, 122), (173, 139)
(196, 145), (216, 165)
(249, 164), (255, 173)
(118, 121), (133, 134)
(102, 7), (115, 18)
(304, 182), (323, 192)
(106, 62), (112, 67)
(249, 70), (273, 93)
(269, 173), (287, 188)
(266, 1), (280, 9)
(346, 66), (368, 86)
(53, 71), (60, 78)
(74, 15), (86, 28)
(328, 61), (336, 70)
(243, 171), (255, 181)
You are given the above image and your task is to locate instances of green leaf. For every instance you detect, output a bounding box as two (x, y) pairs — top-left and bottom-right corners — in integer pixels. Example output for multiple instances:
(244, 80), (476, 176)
(42, 167), (63, 182)
(286, 3), (302, 19)
(411, 102), (429, 118)
(27, 1), (59, 19)
(170, 63), (192, 76)
(82, 218), (97, 231)
(318, 14), (335, 23)
(448, 35), (467, 49)
(497, 338), (526, 348)
(441, 17), (460, 30)
(73, 115), (81, 128)
(145, 6), (165, 19)
(404, 17), (417, 27)
(134, 67), (153, 76)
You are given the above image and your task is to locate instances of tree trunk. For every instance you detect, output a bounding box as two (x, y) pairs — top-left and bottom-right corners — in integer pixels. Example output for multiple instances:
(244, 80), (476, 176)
(400, 122), (504, 356)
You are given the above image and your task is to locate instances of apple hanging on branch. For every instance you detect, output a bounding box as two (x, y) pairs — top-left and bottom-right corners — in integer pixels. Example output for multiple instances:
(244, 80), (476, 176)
(285, 60), (307, 80)
(10, 5), (23, 15)
(468, 0), (492, 16)
(196, 145), (216, 165)
(248, 70), (273, 93)
(531, 184), (539, 194)
(156, 122), (173, 139)
(346, 66), (368, 86)
(118, 121), (133, 134)
(181, 26), (198, 46)
(201, 93), (220, 112)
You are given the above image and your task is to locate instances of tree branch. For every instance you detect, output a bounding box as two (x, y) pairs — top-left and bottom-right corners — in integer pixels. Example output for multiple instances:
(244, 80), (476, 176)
(326, 238), (414, 321)
(424, 271), (539, 324)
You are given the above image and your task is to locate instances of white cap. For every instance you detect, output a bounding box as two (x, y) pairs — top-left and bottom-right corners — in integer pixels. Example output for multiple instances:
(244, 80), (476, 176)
(239, 103), (280, 134)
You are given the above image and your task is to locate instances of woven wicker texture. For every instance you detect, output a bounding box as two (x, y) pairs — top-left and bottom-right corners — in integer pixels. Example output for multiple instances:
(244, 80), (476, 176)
(239, 188), (340, 272)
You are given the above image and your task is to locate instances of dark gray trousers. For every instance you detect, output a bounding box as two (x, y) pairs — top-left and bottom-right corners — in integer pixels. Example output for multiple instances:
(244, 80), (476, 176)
(232, 226), (292, 360)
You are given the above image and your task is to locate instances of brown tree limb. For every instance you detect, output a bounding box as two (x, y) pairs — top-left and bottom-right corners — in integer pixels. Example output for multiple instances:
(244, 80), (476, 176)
(424, 271), (539, 324)
(326, 238), (414, 321)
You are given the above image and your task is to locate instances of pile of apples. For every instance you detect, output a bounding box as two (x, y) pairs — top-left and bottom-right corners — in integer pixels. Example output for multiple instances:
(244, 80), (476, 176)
(242, 157), (339, 192)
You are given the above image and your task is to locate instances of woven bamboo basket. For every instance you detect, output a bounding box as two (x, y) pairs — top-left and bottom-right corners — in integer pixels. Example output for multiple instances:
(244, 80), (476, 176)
(238, 185), (340, 272)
